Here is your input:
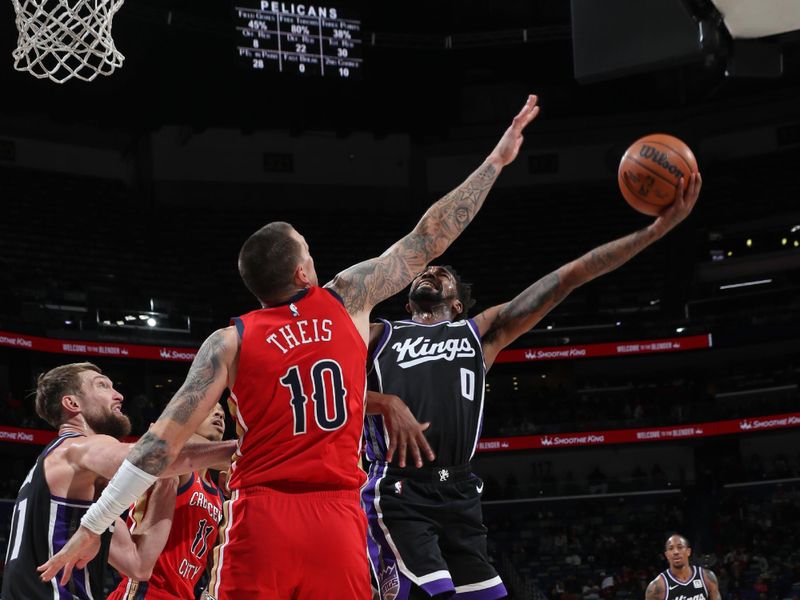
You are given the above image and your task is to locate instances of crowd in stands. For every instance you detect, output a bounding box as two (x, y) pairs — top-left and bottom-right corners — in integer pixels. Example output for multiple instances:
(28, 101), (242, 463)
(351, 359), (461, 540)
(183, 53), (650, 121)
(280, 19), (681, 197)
(483, 481), (800, 600)
(484, 359), (798, 437)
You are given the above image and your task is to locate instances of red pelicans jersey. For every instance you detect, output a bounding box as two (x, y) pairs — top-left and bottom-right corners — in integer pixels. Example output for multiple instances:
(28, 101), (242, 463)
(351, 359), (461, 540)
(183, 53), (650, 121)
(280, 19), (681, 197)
(228, 286), (367, 491)
(108, 473), (223, 600)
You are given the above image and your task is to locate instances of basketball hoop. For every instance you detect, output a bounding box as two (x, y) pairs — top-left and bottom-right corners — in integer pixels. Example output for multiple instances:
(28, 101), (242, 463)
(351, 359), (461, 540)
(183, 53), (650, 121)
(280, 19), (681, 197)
(11, 0), (126, 84)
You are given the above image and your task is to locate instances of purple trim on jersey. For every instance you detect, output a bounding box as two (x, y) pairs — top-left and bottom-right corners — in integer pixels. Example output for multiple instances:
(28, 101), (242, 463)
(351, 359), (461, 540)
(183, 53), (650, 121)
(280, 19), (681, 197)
(365, 415), (389, 462)
(52, 502), (92, 599)
(369, 319), (393, 367)
(660, 573), (669, 600)
(71, 565), (91, 600)
(43, 432), (84, 458)
(666, 566), (696, 585)
(466, 318), (482, 341)
(364, 319), (393, 462)
(456, 581), (508, 599)
(362, 464), (385, 578)
(699, 567), (709, 597)
(463, 318), (487, 460)
(362, 464), (419, 600)
(421, 577), (456, 597)
(50, 495), (92, 505)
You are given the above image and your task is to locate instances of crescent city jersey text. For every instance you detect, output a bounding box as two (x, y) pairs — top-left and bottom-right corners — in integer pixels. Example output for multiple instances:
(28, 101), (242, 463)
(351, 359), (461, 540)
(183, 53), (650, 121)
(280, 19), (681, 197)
(228, 286), (368, 491)
(108, 472), (224, 600)
(660, 566), (711, 600)
(365, 319), (486, 467)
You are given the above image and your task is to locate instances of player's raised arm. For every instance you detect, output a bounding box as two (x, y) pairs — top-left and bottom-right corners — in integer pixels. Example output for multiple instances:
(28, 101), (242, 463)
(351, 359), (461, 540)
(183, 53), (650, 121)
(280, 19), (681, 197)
(38, 326), (239, 585)
(477, 173), (702, 368)
(326, 95), (540, 325)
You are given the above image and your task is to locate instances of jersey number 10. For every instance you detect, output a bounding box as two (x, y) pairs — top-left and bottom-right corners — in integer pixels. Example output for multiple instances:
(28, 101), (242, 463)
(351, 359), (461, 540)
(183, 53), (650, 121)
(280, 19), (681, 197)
(280, 360), (348, 435)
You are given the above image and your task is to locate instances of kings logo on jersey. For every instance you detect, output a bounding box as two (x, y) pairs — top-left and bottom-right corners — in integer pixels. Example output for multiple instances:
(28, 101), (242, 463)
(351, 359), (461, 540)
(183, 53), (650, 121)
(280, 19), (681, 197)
(391, 335), (475, 368)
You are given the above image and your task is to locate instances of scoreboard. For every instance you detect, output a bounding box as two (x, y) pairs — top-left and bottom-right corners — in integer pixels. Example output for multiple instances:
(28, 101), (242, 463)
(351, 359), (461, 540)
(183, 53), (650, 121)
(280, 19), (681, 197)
(234, 2), (362, 79)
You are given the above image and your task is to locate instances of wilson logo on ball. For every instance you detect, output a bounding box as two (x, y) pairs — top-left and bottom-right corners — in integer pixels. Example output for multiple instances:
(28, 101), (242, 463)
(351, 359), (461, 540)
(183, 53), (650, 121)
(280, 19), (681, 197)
(638, 145), (687, 180)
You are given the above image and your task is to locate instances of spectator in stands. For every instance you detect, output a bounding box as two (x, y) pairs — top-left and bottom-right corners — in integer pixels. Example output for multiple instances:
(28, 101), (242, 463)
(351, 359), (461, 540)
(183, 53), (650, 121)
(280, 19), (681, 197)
(582, 578), (600, 600)
(588, 466), (608, 494)
(600, 570), (615, 599)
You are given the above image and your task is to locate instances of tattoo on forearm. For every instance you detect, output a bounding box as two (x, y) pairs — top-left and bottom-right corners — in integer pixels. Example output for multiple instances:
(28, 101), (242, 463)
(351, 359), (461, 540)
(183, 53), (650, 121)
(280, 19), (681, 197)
(484, 272), (566, 344)
(162, 330), (227, 425)
(334, 161), (498, 314)
(129, 330), (227, 476)
(129, 431), (170, 475)
(484, 225), (661, 345)
(584, 227), (655, 280)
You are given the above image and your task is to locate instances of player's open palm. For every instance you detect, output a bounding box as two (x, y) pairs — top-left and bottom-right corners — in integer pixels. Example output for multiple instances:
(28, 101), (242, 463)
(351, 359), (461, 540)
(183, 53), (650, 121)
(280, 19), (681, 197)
(37, 526), (101, 586)
(653, 172), (702, 235)
(381, 393), (435, 468)
(488, 94), (540, 166)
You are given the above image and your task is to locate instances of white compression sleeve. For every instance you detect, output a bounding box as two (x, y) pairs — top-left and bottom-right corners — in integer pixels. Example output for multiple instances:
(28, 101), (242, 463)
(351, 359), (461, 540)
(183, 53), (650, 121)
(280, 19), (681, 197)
(80, 459), (158, 535)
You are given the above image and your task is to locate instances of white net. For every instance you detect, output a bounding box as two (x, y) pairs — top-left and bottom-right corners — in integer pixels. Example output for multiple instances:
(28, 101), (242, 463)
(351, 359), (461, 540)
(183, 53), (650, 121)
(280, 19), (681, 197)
(11, 0), (126, 84)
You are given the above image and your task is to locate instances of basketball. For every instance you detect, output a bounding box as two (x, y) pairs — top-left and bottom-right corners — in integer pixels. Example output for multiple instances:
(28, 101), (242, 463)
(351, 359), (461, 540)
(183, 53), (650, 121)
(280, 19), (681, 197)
(617, 134), (698, 216)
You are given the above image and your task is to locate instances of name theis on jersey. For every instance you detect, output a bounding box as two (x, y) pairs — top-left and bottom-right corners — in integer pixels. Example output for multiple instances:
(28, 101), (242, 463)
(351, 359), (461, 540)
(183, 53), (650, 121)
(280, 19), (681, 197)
(266, 319), (333, 354)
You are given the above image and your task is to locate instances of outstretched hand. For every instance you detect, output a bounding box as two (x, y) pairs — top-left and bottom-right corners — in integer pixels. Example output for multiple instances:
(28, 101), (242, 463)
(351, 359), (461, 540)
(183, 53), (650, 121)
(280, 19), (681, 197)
(487, 94), (541, 167)
(380, 394), (435, 468)
(38, 526), (101, 586)
(652, 172), (702, 236)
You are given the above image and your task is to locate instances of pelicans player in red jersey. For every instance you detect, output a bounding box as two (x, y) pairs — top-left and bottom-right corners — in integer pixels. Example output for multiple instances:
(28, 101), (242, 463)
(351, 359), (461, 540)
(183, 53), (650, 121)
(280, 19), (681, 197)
(107, 403), (227, 600)
(40, 94), (541, 599)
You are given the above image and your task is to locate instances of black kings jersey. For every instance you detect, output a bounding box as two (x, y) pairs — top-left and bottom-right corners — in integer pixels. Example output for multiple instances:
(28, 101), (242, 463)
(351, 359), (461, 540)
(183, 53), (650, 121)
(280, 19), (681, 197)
(2, 433), (112, 600)
(365, 318), (485, 468)
(660, 566), (711, 600)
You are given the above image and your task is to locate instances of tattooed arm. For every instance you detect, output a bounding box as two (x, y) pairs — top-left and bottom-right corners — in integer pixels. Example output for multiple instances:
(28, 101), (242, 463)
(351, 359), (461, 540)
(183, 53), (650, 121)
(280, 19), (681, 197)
(128, 326), (238, 477)
(478, 173), (702, 368)
(645, 576), (665, 600)
(63, 436), (236, 481)
(38, 326), (239, 585)
(326, 95), (541, 337)
(702, 569), (722, 600)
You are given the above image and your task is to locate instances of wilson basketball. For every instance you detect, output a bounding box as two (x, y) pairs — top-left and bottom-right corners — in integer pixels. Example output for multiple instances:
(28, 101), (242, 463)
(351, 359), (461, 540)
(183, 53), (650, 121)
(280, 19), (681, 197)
(617, 134), (698, 216)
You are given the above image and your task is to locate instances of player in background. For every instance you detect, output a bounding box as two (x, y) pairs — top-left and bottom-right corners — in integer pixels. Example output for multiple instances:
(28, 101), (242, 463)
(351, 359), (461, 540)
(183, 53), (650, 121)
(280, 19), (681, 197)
(364, 174), (702, 599)
(645, 534), (722, 600)
(2, 362), (236, 600)
(108, 402), (228, 600)
(39, 94), (541, 599)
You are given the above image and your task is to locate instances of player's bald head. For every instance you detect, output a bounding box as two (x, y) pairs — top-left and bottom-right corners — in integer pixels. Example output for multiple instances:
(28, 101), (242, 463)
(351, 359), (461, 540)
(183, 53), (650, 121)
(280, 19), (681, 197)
(238, 221), (302, 304)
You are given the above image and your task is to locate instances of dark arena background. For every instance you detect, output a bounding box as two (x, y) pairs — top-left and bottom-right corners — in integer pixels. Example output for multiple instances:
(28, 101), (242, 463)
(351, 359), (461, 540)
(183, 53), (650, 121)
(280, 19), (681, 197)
(1, 0), (800, 598)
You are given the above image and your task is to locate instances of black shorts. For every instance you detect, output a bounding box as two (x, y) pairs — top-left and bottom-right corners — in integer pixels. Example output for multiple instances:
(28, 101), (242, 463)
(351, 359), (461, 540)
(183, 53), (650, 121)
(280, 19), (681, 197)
(362, 462), (507, 599)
